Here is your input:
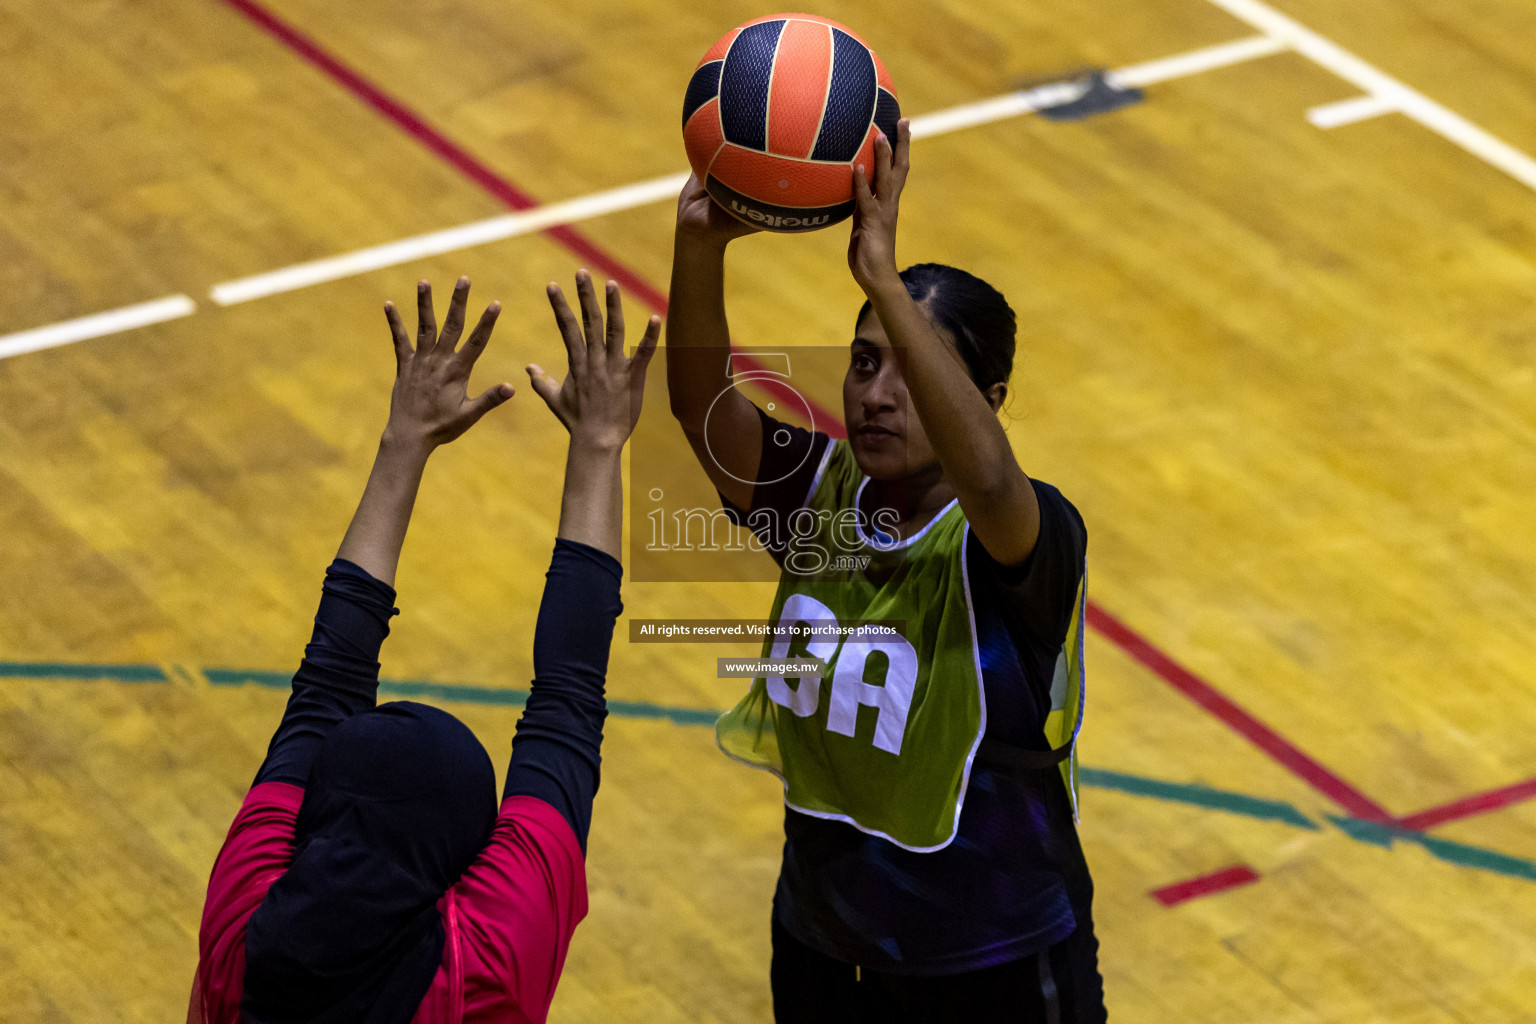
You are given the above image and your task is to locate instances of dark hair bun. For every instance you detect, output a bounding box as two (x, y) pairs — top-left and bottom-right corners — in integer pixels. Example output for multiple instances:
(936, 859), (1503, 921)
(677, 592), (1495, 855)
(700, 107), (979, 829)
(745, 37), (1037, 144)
(857, 264), (1016, 391)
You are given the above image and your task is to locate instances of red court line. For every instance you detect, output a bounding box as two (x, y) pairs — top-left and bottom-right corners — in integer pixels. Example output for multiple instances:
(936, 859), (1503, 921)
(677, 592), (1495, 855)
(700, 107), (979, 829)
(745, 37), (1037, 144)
(1086, 604), (1395, 825)
(1150, 864), (1260, 906)
(1397, 777), (1536, 831)
(224, 0), (829, 426)
(228, 0), (1513, 836)
(221, 0), (669, 313)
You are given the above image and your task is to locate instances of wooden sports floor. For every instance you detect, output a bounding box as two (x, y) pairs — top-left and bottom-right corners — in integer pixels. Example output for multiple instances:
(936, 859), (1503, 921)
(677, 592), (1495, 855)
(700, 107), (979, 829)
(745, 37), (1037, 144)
(2, 0), (1535, 1019)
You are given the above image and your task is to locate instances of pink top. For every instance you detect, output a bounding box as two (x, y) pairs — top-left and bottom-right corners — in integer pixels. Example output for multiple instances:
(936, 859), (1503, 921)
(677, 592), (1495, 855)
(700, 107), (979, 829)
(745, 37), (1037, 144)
(191, 782), (587, 1024)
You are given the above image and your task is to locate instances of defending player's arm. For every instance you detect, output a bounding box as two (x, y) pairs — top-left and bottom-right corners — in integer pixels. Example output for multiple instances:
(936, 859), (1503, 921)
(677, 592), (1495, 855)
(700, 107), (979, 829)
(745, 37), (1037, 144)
(334, 278), (513, 584)
(847, 120), (1043, 568)
(665, 175), (763, 510)
(506, 273), (658, 850)
(255, 278), (514, 787)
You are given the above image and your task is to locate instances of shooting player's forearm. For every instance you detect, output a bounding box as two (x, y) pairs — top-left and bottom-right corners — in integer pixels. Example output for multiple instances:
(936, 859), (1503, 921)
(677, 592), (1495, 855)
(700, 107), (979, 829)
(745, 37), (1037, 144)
(868, 286), (1020, 495)
(868, 286), (1041, 565)
(666, 231), (735, 428)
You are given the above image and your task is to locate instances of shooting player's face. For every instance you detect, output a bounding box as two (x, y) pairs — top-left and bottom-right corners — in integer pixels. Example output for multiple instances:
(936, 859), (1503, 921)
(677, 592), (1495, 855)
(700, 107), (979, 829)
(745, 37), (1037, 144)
(844, 309), (934, 480)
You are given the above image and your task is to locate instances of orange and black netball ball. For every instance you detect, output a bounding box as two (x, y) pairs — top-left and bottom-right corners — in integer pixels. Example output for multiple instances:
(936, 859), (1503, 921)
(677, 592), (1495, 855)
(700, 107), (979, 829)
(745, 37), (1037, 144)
(683, 14), (901, 233)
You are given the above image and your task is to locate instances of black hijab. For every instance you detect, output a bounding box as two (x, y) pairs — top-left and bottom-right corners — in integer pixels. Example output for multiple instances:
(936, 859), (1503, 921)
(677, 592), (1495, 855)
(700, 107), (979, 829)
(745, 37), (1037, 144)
(243, 701), (497, 1024)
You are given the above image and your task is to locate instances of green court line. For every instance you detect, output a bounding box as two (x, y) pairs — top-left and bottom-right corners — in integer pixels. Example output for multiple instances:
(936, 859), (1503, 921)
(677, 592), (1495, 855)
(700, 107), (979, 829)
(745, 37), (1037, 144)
(203, 667), (528, 708)
(1329, 816), (1536, 882)
(201, 667), (292, 689)
(200, 667), (719, 727)
(605, 699), (719, 727)
(1416, 833), (1536, 882)
(6, 659), (1536, 884)
(1329, 814), (1403, 848)
(0, 661), (167, 682)
(1078, 766), (1320, 829)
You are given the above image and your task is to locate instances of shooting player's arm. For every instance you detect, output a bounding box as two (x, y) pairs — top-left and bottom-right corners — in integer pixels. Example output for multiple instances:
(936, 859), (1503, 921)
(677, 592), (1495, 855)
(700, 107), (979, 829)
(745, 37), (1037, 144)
(667, 175), (763, 510)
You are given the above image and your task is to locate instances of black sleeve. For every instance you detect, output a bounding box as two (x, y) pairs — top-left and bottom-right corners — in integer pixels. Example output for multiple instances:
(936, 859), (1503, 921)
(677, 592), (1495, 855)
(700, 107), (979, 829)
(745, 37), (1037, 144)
(974, 480), (1087, 647)
(504, 537), (623, 854)
(719, 405), (832, 565)
(253, 559), (398, 787)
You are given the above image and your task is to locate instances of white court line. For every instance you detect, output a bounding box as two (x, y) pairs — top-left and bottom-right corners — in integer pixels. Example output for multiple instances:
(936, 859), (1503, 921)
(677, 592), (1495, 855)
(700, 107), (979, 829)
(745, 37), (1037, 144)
(1106, 33), (1288, 89)
(219, 36), (1290, 306)
(906, 80), (1093, 140)
(28, 16), (1532, 355)
(1203, 0), (1536, 190)
(0, 295), (196, 361)
(904, 35), (1287, 139)
(210, 173), (690, 306)
(1308, 94), (1396, 130)
(4, 36), (1289, 351)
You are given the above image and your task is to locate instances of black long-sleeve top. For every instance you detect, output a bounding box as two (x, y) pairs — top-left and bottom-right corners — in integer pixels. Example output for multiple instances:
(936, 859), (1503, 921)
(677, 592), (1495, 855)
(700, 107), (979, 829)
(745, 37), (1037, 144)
(253, 538), (623, 852)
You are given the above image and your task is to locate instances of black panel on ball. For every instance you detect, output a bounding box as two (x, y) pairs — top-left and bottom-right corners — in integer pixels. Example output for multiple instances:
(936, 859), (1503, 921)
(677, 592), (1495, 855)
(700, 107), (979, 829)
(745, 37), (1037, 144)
(810, 30), (877, 162)
(704, 175), (856, 234)
(681, 61), (723, 131)
(873, 88), (901, 142)
(719, 21), (784, 151)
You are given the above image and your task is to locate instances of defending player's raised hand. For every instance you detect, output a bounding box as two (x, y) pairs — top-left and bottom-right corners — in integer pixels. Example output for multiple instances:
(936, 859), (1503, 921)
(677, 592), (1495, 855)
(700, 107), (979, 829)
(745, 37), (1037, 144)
(848, 117), (912, 297)
(527, 271), (661, 450)
(333, 276), (513, 586)
(381, 276), (515, 451)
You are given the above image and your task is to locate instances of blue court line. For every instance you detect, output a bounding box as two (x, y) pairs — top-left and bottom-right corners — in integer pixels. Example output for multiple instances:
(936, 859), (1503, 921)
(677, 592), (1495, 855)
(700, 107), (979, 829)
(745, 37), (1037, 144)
(1329, 815), (1536, 881)
(203, 667), (528, 707)
(1077, 767), (1319, 829)
(0, 661), (168, 682)
(199, 667), (720, 727)
(5, 659), (1535, 883)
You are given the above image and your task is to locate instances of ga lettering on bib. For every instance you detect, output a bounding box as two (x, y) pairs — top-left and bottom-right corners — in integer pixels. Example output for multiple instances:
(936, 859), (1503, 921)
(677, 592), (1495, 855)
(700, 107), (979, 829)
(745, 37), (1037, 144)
(717, 442), (1086, 851)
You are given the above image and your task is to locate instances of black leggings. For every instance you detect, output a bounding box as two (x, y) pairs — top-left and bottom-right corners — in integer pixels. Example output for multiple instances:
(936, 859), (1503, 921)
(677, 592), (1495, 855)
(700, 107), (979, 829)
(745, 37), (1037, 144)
(770, 914), (1107, 1024)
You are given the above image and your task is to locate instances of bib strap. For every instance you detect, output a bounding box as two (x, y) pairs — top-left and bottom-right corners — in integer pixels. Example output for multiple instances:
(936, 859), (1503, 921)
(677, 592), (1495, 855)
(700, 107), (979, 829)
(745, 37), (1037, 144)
(975, 735), (1073, 772)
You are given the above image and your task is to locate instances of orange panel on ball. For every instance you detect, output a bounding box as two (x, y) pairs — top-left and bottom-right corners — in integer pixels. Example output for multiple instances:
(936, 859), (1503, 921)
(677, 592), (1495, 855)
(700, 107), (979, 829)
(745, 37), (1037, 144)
(873, 52), (897, 95)
(709, 144), (856, 207)
(739, 13), (871, 46)
(683, 97), (726, 181)
(852, 124), (879, 180)
(766, 19), (833, 159)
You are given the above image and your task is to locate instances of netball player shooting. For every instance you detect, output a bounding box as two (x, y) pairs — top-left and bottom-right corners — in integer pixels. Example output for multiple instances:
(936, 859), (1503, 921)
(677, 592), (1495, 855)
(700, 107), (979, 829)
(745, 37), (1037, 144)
(667, 121), (1108, 1023)
(190, 272), (657, 1024)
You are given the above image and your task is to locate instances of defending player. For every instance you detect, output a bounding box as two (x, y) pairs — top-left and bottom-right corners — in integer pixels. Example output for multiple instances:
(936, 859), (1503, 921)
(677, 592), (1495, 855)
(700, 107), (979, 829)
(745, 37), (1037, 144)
(667, 119), (1107, 1022)
(190, 272), (657, 1023)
